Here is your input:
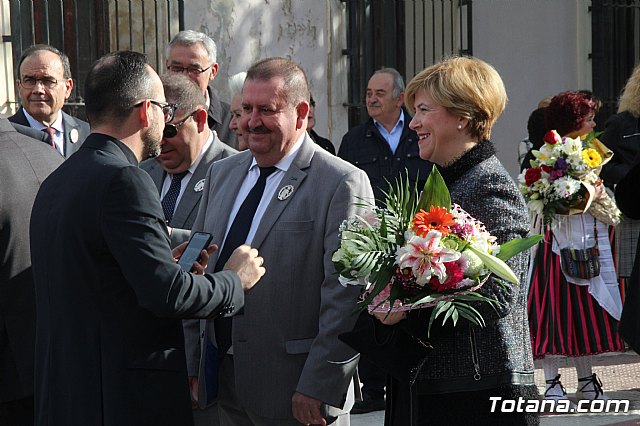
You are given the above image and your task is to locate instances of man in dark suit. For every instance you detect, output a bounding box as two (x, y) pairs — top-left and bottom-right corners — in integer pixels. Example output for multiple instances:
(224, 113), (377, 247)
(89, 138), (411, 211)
(192, 57), (373, 426)
(9, 44), (90, 157)
(166, 30), (236, 149)
(338, 67), (432, 414)
(0, 118), (63, 426)
(141, 73), (236, 426)
(29, 51), (265, 426)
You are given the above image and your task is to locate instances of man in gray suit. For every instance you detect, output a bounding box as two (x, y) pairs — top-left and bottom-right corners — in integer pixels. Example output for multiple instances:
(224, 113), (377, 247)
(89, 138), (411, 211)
(141, 73), (236, 425)
(9, 44), (90, 157)
(191, 57), (374, 426)
(0, 118), (63, 426)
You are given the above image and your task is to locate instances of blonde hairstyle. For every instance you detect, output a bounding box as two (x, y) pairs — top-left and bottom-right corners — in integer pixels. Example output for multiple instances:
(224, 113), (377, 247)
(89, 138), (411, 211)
(618, 63), (640, 117)
(404, 56), (507, 141)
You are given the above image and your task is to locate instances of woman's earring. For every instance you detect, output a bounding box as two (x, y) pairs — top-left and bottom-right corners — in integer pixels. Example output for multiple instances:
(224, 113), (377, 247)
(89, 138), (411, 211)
(457, 124), (463, 130)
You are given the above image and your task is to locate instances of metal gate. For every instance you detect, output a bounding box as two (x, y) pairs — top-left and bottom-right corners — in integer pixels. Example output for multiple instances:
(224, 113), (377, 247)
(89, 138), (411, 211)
(344, 0), (473, 126)
(6, 0), (184, 118)
(592, 0), (640, 124)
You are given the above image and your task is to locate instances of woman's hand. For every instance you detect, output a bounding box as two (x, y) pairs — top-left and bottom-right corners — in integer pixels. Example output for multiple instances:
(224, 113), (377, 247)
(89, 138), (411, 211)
(373, 311), (407, 325)
(594, 180), (607, 200)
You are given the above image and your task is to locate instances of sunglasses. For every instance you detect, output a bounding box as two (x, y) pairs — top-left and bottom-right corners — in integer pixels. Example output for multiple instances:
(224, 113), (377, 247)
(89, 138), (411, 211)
(163, 111), (196, 138)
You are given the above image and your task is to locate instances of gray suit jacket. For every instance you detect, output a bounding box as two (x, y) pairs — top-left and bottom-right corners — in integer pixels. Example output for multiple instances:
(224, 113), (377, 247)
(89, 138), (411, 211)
(191, 134), (374, 419)
(140, 131), (237, 233)
(8, 107), (90, 157)
(0, 118), (63, 403)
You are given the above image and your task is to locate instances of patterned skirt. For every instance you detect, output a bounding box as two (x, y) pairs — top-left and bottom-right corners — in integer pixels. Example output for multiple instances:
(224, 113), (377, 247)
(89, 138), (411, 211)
(527, 228), (625, 359)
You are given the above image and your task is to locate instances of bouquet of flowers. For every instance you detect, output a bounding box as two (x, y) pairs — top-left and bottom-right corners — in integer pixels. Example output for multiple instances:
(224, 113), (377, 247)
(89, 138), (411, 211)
(518, 130), (620, 226)
(333, 167), (541, 335)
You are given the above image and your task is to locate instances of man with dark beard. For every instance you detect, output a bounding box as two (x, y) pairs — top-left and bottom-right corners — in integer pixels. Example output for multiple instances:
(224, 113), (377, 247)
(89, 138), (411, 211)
(29, 51), (265, 426)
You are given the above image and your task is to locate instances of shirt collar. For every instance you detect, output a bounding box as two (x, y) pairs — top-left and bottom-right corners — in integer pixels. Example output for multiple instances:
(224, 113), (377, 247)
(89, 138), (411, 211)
(248, 132), (305, 173)
(373, 109), (404, 134)
(187, 129), (214, 174)
(23, 108), (64, 133)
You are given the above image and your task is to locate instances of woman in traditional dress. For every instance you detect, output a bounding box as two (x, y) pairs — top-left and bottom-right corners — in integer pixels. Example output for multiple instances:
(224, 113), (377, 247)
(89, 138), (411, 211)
(372, 56), (538, 425)
(527, 91), (625, 403)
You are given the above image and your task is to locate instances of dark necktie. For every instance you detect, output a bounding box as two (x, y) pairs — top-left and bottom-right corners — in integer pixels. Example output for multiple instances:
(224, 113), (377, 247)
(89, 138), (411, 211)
(161, 171), (188, 223)
(42, 127), (58, 153)
(214, 165), (277, 355)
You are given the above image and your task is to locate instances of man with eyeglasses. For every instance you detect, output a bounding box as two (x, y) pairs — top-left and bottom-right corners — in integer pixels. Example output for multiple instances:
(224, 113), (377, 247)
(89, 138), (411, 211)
(166, 30), (237, 150)
(142, 73), (237, 426)
(9, 44), (90, 157)
(29, 51), (265, 426)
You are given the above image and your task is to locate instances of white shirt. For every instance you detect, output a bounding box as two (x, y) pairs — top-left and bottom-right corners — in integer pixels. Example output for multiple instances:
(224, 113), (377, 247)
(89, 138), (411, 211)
(23, 109), (64, 155)
(220, 133), (305, 249)
(160, 130), (214, 210)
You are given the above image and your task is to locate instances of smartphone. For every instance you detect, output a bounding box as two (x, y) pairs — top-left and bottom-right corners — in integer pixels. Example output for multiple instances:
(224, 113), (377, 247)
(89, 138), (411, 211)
(178, 232), (213, 272)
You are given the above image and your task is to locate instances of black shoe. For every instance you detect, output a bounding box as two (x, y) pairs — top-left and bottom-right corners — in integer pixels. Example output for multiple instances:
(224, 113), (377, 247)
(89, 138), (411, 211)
(351, 396), (385, 414)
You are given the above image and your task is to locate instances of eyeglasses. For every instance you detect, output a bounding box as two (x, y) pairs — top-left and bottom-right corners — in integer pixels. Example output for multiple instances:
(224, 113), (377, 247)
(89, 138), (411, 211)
(163, 111), (197, 138)
(134, 99), (179, 123)
(167, 64), (212, 75)
(20, 76), (61, 89)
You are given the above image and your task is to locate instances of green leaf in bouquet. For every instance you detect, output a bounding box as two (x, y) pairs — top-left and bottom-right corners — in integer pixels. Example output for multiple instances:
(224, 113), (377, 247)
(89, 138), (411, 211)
(496, 234), (544, 262)
(417, 166), (451, 212)
(467, 244), (519, 284)
(453, 303), (486, 328)
(358, 257), (396, 309)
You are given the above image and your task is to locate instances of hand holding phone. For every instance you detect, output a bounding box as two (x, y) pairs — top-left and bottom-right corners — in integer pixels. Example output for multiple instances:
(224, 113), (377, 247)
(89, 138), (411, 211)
(177, 232), (213, 272)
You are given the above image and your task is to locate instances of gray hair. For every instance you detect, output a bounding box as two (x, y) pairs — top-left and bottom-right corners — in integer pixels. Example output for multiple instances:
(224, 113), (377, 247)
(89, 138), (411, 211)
(161, 73), (205, 113)
(228, 72), (247, 98)
(167, 30), (217, 65)
(19, 44), (72, 79)
(374, 67), (405, 98)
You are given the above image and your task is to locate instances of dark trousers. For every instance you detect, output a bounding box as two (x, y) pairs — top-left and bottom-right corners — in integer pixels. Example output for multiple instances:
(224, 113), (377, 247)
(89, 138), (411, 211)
(357, 358), (386, 400)
(0, 396), (34, 426)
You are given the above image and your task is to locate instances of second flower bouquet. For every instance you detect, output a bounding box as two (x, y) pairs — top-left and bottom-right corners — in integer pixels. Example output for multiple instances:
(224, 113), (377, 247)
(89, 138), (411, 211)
(333, 167), (541, 335)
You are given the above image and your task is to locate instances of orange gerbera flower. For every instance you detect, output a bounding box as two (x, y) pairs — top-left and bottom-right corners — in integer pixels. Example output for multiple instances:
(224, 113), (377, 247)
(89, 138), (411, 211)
(412, 206), (456, 237)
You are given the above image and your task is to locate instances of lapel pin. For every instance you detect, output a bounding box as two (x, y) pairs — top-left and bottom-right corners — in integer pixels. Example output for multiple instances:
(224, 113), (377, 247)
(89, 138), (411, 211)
(70, 128), (79, 143)
(194, 179), (205, 192)
(277, 185), (294, 201)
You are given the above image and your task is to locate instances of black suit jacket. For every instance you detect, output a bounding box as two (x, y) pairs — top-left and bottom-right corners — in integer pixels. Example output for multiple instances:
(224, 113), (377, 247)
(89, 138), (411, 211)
(338, 110), (432, 204)
(29, 133), (244, 426)
(8, 107), (90, 157)
(206, 86), (236, 149)
(0, 119), (63, 403)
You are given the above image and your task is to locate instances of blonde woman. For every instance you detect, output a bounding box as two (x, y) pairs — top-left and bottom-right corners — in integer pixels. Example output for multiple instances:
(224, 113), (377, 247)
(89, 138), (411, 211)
(373, 56), (538, 425)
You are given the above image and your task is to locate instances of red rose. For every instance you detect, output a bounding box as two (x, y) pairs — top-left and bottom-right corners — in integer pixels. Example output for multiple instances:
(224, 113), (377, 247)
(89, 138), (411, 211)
(540, 165), (553, 173)
(524, 167), (542, 186)
(543, 130), (562, 145)
(429, 262), (464, 292)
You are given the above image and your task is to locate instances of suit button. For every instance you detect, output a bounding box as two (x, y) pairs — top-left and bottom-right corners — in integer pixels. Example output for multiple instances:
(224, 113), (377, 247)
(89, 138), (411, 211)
(384, 156), (388, 160)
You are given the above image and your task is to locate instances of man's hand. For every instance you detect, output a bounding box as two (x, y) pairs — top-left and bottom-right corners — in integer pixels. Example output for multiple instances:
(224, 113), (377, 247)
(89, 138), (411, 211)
(189, 376), (199, 409)
(172, 242), (218, 274)
(292, 392), (326, 426)
(224, 245), (265, 291)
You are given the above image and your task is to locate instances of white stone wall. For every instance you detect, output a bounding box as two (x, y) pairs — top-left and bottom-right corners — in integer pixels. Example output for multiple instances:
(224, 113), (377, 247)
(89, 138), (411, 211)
(0, 0), (16, 116)
(185, 0), (348, 147)
(472, 0), (591, 178)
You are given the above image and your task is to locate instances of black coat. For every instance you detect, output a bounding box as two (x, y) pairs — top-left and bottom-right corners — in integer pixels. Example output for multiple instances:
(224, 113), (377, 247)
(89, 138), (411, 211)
(600, 111), (640, 187)
(0, 119), (63, 403)
(29, 134), (244, 426)
(615, 156), (640, 354)
(338, 111), (432, 205)
(206, 86), (236, 149)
